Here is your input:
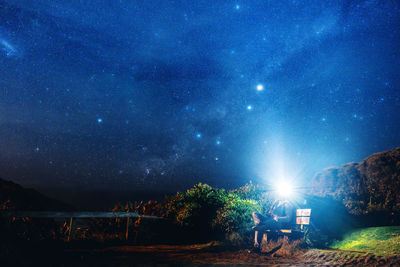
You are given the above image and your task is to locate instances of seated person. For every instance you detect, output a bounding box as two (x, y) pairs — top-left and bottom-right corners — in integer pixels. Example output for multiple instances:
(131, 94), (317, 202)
(252, 199), (293, 250)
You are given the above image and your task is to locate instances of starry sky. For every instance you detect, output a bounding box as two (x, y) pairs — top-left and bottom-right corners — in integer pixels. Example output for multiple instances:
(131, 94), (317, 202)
(1, 1), (400, 204)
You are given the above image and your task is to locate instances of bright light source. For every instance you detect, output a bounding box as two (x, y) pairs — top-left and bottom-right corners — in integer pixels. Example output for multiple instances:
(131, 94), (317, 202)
(276, 181), (293, 197)
(256, 84), (264, 91)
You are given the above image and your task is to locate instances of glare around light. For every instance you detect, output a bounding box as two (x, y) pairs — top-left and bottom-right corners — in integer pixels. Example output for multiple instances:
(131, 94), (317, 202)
(256, 84), (264, 91)
(276, 181), (293, 197)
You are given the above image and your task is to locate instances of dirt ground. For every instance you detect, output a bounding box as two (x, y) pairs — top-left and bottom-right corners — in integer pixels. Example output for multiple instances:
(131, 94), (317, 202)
(61, 244), (399, 266)
(64, 244), (310, 266)
(3, 242), (400, 266)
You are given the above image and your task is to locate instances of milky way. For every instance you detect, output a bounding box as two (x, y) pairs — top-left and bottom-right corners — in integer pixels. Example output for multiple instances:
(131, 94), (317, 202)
(0, 1), (399, 196)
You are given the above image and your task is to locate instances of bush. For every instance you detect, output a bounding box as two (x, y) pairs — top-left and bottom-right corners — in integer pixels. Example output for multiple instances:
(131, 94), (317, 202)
(163, 183), (228, 236)
(232, 182), (274, 215)
(161, 183), (266, 242)
(213, 193), (259, 234)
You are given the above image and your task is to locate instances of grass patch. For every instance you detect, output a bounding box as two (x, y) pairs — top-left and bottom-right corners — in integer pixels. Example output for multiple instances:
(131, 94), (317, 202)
(331, 226), (400, 256)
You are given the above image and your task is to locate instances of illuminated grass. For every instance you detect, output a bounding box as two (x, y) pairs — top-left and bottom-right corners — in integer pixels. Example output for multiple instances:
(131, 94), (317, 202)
(331, 226), (400, 256)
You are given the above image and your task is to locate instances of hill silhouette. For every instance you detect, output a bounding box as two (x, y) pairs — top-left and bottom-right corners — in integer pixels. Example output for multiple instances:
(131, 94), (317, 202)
(0, 178), (72, 211)
(311, 147), (400, 225)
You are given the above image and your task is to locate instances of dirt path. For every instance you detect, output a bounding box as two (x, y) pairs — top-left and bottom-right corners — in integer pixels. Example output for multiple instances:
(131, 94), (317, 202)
(4, 242), (399, 266)
(303, 249), (400, 267)
(64, 244), (314, 266)
(64, 245), (400, 266)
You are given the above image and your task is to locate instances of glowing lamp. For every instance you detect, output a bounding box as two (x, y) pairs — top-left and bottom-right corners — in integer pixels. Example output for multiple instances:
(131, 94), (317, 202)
(276, 181), (293, 197)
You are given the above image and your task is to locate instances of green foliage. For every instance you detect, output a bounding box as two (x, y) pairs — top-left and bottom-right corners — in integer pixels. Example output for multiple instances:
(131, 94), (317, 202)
(231, 182), (273, 214)
(163, 183), (229, 231)
(231, 182), (265, 201)
(331, 226), (400, 256)
(213, 193), (259, 234)
(162, 183), (265, 239)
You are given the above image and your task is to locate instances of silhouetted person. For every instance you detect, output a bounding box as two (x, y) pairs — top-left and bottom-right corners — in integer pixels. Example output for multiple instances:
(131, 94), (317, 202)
(252, 199), (293, 251)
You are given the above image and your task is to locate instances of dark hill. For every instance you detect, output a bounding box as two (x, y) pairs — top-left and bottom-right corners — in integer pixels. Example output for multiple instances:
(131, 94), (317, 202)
(0, 178), (73, 211)
(311, 147), (400, 224)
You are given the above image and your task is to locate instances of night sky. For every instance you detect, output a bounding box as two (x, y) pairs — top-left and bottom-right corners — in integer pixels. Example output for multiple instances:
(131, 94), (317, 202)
(1, 1), (400, 204)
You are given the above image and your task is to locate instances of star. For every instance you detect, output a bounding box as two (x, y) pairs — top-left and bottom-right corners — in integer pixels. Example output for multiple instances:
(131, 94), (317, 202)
(247, 105), (253, 110)
(196, 133), (202, 139)
(256, 84), (264, 91)
(97, 118), (103, 123)
(235, 4), (240, 10)
(216, 140), (221, 145)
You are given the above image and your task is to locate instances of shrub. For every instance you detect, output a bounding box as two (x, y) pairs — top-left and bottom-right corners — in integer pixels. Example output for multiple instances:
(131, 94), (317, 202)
(232, 182), (274, 214)
(213, 193), (259, 234)
(159, 182), (273, 244)
(160, 183), (270, 242)
(163, 183), (228, 235)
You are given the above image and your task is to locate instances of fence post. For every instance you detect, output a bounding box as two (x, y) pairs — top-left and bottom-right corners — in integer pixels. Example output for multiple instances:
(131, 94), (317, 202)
(67, 217), (74, 242)
(125, 217), (130, 241)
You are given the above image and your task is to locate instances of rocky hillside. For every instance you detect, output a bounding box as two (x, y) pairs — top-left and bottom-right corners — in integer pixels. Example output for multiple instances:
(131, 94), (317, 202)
(0, 178), (72, 211)
(311, 147), (400, 223)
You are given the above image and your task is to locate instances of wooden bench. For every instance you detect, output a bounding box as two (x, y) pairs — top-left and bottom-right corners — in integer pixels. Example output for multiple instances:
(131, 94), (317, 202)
(262, 208), (311, 242)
